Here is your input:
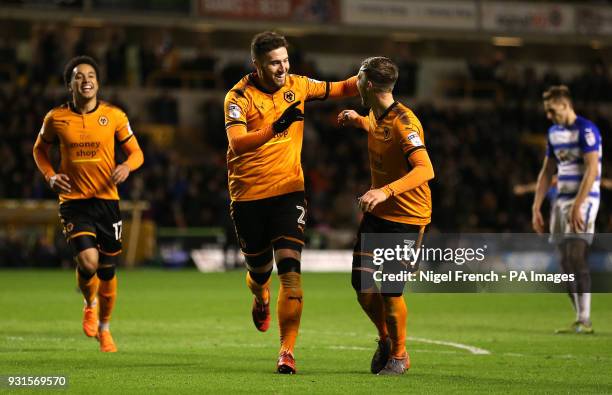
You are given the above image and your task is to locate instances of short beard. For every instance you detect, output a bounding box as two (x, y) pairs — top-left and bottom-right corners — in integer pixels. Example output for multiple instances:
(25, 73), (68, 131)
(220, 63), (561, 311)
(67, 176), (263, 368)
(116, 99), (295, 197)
(270, 75), (285, 88)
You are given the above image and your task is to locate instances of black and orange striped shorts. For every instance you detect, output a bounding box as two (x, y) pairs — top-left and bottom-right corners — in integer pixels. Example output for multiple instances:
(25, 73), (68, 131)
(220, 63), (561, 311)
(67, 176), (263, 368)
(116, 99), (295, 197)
(59, 198), (122, 257)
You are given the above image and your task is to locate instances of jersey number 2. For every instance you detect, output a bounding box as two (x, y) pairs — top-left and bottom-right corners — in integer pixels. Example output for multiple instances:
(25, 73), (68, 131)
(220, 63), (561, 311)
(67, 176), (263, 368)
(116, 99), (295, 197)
(296, 205), (306, 225)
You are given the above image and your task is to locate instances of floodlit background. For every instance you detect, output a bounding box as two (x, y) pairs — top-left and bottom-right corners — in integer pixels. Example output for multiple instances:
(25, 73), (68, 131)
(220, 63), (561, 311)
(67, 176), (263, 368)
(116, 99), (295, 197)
(1, 0), (611, 269)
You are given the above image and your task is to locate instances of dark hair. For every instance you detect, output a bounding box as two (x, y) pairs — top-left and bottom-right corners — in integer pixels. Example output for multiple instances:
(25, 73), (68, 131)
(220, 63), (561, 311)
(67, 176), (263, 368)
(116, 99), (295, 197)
(542, 85), (572, 103)
(360, 56), (398, 91)
(251, 31), (289, 61)
(63, 55), (100, 87)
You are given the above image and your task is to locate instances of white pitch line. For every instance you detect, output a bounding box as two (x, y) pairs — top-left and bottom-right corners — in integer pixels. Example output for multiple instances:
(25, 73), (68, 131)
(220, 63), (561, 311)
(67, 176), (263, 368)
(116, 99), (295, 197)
(408, 336), (491, 355)
(328, 345), (460, 355)
(301, 329), (492, 356)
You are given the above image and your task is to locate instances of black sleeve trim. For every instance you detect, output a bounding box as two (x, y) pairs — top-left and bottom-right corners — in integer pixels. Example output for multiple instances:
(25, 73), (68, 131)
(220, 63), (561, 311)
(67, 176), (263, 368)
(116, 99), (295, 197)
(225, 120), (247, 128)
(306, 81), (331, 102)
(231, 89), (246, 98)
(404, 146), (426, 159)
(117, 134), (134, 145)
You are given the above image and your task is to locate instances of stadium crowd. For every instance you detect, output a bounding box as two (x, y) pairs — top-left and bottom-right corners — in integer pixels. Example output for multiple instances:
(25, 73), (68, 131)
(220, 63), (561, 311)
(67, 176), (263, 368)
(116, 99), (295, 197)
(0, 24), (611, 266)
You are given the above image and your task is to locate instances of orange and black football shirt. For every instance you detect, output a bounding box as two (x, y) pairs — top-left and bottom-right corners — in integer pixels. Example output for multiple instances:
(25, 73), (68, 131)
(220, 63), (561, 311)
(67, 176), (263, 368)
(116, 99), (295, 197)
(364, 102), (432, 225)
(224, 73), (333, 201)
(38, 101), (135, 203)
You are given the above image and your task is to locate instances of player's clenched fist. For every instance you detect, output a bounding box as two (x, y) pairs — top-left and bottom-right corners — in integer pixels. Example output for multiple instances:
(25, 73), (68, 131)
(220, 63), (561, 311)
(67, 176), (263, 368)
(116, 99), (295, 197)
(337, 109), (360, 128)
(273, 101), (304, 134)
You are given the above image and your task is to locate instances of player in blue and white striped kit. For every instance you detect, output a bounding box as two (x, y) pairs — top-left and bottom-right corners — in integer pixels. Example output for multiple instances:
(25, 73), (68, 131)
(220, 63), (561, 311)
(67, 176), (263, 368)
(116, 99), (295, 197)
(532, 85), (602, 334)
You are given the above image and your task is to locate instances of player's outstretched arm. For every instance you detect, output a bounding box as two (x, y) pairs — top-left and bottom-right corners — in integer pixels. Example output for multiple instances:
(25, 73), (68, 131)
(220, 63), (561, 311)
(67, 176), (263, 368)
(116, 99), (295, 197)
(328, 76), (359, 98)
(227, 101), (304, 156)
(358, 149), (434, 213)
(532, 156), (555, 234)
(304, 75), (358, 102)
(33, 132), (72, 194)
(338, 109), (369, 130)
(112, 136), (144, 185)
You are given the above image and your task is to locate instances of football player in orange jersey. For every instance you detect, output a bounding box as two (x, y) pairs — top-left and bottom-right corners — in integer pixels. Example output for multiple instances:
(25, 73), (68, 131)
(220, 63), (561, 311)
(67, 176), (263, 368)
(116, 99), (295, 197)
(33, 56), (144, 352)
(224, 31), (359, 373)
(338, 57), (434, 375)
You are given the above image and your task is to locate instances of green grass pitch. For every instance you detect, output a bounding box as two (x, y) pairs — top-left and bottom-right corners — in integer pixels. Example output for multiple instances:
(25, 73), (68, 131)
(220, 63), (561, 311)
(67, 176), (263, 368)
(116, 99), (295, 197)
(1, 270), (611, 394)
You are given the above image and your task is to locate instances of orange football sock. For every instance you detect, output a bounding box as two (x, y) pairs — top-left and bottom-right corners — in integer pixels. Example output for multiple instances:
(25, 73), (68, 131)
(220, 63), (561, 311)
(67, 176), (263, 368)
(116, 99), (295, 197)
(383, 296), (407, 358)
(98, 276), (117, 325)
(277, 272), (303, 354)
(357, 288), (388, 340)
(76, 268), (99, 307)
(246, 272), (271, 304)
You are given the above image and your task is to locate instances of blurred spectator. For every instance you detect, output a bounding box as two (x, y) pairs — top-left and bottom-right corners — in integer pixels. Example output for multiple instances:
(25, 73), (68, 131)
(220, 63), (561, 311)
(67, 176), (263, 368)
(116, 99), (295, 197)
(182, 34), (217, 89)
(139, 37), (158, 86)
(148, 91), (178, 124)
(394, 44), (418, 97)
(221, 61), (250, 90)
(30, 25), (63, 85)
(105, 29), (128, 85)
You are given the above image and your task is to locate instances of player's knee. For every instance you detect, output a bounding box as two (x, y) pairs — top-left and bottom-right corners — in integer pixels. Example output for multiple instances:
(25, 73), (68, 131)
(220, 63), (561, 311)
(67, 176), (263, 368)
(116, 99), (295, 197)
(352, 254), (376, 292)
(76, 248), (99, 274)
(564, 239), (587, 261)
(97, 252), (119, 280)
(277, 257), (300, 275)
(570, 250), (586, 264)
(274, 247), (301, 264)
(576, 265), (591, 279)
(244, 249), (273, 272)
(249, 269), (272, 285)
(77, 264), (95, 280)
(97, 265), (116, 281)
(352, 269), (375, 292)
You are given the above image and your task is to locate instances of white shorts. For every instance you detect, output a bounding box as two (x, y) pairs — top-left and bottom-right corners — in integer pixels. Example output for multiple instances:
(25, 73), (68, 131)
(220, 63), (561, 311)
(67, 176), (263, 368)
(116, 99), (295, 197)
(550, 198), (599, 244)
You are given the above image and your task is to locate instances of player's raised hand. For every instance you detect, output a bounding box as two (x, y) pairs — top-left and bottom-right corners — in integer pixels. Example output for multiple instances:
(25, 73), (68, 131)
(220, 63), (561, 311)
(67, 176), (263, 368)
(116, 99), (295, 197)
(49, 174), (71, 194)
(569, 203), (585, 233)
(358, 188), (388, 213)
(338, 109), (360, 128)
(111, 163), (131, 185)
(273, 101), (304, 134)
(531, 207), (545, 234)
